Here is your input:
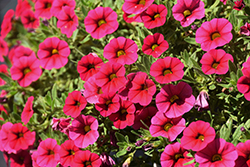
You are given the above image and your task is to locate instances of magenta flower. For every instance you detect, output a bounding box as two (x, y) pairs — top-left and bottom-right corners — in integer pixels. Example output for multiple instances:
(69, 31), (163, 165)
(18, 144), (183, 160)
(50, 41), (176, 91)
(21, 96), (34, 125)
(235, 140), (250, 167)
(10, 150), (32, 167)
(194, 90), (209, 111)
(21, 10), (40, 29)
(51, 0), (75, 17)
(1, 9), (14, 38)
(172, 0), (205, 27)
(123, 10), (142, 23)
(68, 114), (99, 148)
(233, 0), (245, 10)
(181, 120), (215, 151)
(16, 0), (32, 18)
(57, 6), (78, 38)
(100, 152), (116, 167)
(36, 138), (61, 167)
(240, 22), (250, 36)
(0, 122), (16, 154)
(51, 117), (71, 135)
(35, 0), (53, 19)
(200, 49), (233, 75)
(0, 37), (8, 62)
(196, 18), (232, 51)
(59, 140), (80, 167)
(103, 37), (138, 65)
(161, 142), (195, 167)
(142, 33), (169, 58)
(141, 4), (167, 29)
(237, 75), (250, 101)
(84, 7), (119, 39)
(150, 112), (186, 142)
(156, 82), (195, 118)
(150, 57), (184, 84)
(195, 138), (238, 167)
(12, 45), (36, 62)
(122, 0), (154, 14)
(31, 151), (39, 167)
(0, 64), (8, 86)
(37, 37), (70, 70)
(95, 62), (126, 94)
(83, 76), (103, 104)
(128, 72), (156, 106)
(118, 72), (136, 100)
(74, 150), (102, 167)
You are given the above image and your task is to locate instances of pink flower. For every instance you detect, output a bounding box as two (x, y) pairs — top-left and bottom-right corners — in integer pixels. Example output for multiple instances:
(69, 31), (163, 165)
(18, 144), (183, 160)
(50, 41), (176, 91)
(220, 0), (228, 4)
(103, 37), (138, 65)
(15, 0), (32, 18)
(237, 75), (250, 101)
(235, 140), (250, 167)
(0, 105), (7, 121)
(123, 10), (142, 23)
(195, 138), (238, 167)
(84, 7), (119, 39)
(122, 0), (154, 14)
(150, 112), (186, 141)
(150, 57), (184, 84)
(83, 76), (103, 104)
(37, 37), (70, 70)
(12, 45), (36, 62)
(100, 152), (116, 167)
(0, 122), (16, 153)
(240, 22), (250, 36)
(51, 117), (71, 135)
(181, 120), (215, 151)
(156, 82), (195, 118)
(21, 96), (34, 125)
(141, 4), (167, 29)
(51, 0), (76, 17)
(68, 114), (99, 148)
(0, 64), (8, 86)
(10, 150), (32, 167)
(172, 0), (205, 27)
(36, 138), (61, 167)
(74, 150), (102, 167)
(57, 6), (78, 38)
(0, 37), (8, 62)
(59, 140), (80, 167)
(77, 53), (103, 81)
(10, 56), (42, 87)
(118, 72), (136, 100)
(35, 0), (53, 19)
(142, 33), (169, 58)
(1, 9), (14, 38)
(21, 10), (40, 29)
(63, 91), (87, 118)
(128, 72), (156, 106)
(233, 0), (245, 10)
(200, 49), (233, 75)
(161, 142), (195, 167)
(194, 90), (209, 111)
(95, 62), (126, 94)
(31, 151), (39, 167)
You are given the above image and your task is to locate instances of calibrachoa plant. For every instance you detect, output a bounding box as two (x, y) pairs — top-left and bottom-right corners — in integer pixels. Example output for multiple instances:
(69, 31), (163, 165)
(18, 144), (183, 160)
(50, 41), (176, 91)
(1, 0), (250, 166)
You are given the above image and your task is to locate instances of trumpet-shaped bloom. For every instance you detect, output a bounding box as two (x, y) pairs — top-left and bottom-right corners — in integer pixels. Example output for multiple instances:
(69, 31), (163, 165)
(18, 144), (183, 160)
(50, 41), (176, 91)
(16, 0), (32, 18)
(35, 0), (53, 19)
(150, 57), (184, 84)
(13, 45), (36, 62)
(74, 150), (102, 167)
(103, 37), (138, 65)
(172, 0), (205, 27)
(21, 10), (40, 29)
(156, 82), (195, 118)
(0, 37), (8, 62)
(0, 64), (8, 86)
(200, 49), (233, 75)
(37, 37), (70, 70)
(122, 0), (154, 14)
(141, 4), (167, 29)
(83, 76), (103, 104)
(196, 18), (232, 51)
(233, 0), (245, 10)
(0, 122), (16, 154)
(235, 140), (250, 167)
(51, 0), (76, 17)
(240, 22), (250, 36)
(84, 7), (119, 39)
(123, 10), (142, 23)
(142, 33), (169, 58)
(1, 9), (14, 38)
(59, 140), (80, 167)
(10, 150), (32, 167)
(237, 75), (250, 101)
(21, 96), (34, 125)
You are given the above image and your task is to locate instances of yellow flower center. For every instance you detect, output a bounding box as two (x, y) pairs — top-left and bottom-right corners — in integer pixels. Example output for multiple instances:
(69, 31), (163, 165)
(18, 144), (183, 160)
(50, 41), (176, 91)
(98, 88), (103, 94)
(151, 44), (158, 51)
(46, 3), (52, 8)
(212, 62), (219, 69)
(70, 150), (75, 155)
(18, 133), (23, 137)
(139, 0), (146, 5)
(85, 161), (91, 166)
(49, 150), (54, 155)
(30, 17), (34, 22)
(52, 49), (58, 55)
(142, 84), (148, 90)
(23, 68), (31, 75)
(121, 109), (127, 114)
(163, 122), (173, 131)
(170, 95), (179, 103)
(212, 154), (222, 162)
(84, 125), (90, 133)
(77, 101), (81, 106)
(174, 153), (184, 161)
(197, 134), (205, 141)
(88, 64), (95, 69)
(183, 10), (191, 17)
(105, 100), (112, 106)
(98, 19), (106, 26)
(109, 74), (117, 80)
(163, 69), (172, 75)
(211, 32), (221, 40)
(154, 14), (161, 19)
(117, 50), (126, 57)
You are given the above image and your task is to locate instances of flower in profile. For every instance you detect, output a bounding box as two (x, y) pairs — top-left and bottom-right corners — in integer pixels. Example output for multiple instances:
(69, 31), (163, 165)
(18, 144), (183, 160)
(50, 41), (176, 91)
(0, 122), (16, 154)
(21, 96), (34, 125)
(156, 82), (195, 118)
(237, 75), (250, 101)
(122, 0), (154, 14)
(220, 0), (227, 4)
(196, 18), (232, 51)
(77, 53), (103, 81)
(200, 49), (233, 75)
(68, 114), (99, 148)
(142, 33), (169, 58)
(195, 138), (238, 167)
(100, 152), (116, 167)
(84, 7), (119, 39)
(51, 117), (71, 135)
(51, 0), (76, 17)
(141, 4), (167, 29)
(59, 140), (80, 167)
(0, 64), (8, 86)
(74, 150), (102, 167)
(194, 90), (209, 111)
(37, 37), (70, 70)
(15, 0), (32, 18)
(160, 142), (195, 166)
(128, 72), (156, 106)
(181, 120), (215, 151)
(172, 0), (205, 27)
(1, 9), (14, 38)
(13, 45), (36, 62)
(57, 6), (78, 38)
(150, 57), (184, 84)
(10, 150), (32, 167)
(83, 76), (103, 104)
(123, 10), (142, 23)
(8, 123), (36, 152)
(240, 22), (250, 36)
(95, 92), (120, 117)
(36, 138), (61, 167)
(63, 91), (87, 118)
(10, 56), (42, 87)
(109, 100), (136, 129)
(103, 37), (138, 65)
(21, 10), (40, 29)
(95, 62), (126, 94)
(0, 37), (8, 62)
(150, 112), (186, 142)
(235, 140), (250, 167)
(233, 0), (245, 10)
(35, 0), (53, 19)
(0, 105), (7, 121)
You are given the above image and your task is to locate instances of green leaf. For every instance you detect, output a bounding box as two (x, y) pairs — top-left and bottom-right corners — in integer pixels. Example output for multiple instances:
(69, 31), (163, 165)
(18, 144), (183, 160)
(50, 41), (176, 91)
(45, 91), (52, 106)
(52, 84), (57, 100)
(0, 85), (11, 91)
(39, 133), (48, 141)
(184, 37), (197, 45)
(115, 132), (126, 142)
(142, 55), (151, 74)
(228, 60), (237, 73)
(232, 123), (244, 145)
(236, 15), (250, 20)
(182, 50), (191, 66)
(1, 111), (8, 120)
(184, 159), (196, 166)
(0, 73), (12, 84)
(116, 149), (127, 157)
(72, 29), (79, 42)
(80, 34), (91, 44)
(3, 56), (12, 67)
(209, 84), (216, 90)
(219, 118), (233, 141)
(11, 113), (21, 121)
